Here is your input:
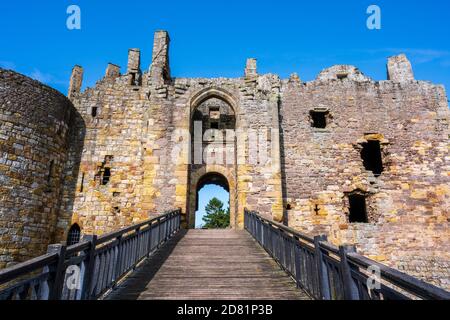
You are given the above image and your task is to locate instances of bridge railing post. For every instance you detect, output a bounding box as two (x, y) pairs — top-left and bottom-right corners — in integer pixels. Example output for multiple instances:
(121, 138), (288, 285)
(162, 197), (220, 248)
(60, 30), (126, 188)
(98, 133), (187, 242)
(134, 227), (142, 268)
(147, 222), (153, 257)
(156, 217), (162, 248)
(114, 235), (124, 285)
(80, 235), (97, 300)
(314, 235), (331, 300)
(45, 244), (67, 300)
(339, 245), (360, 300)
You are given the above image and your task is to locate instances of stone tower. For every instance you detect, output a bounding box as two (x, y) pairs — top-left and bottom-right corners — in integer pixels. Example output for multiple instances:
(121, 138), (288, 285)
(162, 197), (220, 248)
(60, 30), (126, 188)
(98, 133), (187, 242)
(0, 31), (449, 290)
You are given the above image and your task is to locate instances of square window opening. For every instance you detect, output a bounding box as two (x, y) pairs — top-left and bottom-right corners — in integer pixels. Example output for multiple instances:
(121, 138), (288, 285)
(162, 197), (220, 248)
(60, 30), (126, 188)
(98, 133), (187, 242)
(348, 194), (368, 223)
(311, 111), (328, 129)
(361, 140), (384, 176)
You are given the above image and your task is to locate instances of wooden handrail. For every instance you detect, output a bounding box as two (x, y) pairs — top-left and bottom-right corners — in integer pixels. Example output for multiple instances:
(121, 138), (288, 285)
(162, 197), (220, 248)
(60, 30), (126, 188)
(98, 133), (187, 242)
(0, 253), (58, 285)
(244, 209), (450, 300)
(346, 252), (450, 300)
(0, 209), (182, 300)
(247, 210), (314, 243)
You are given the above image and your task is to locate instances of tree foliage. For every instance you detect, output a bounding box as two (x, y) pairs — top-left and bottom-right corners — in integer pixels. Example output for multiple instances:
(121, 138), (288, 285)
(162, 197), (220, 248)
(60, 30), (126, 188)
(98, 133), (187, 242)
(202, 197), (230, 229)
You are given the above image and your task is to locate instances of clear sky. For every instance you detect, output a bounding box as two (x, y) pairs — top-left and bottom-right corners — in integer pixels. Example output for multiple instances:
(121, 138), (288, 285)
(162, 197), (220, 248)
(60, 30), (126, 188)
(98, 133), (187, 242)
(195, 185), (229, 229)
(1, 0), (449, 94)
(1, 1), (449, 221)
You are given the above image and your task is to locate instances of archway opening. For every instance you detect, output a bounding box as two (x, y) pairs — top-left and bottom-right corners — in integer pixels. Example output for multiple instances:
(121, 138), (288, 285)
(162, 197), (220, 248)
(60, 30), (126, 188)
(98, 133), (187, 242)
(188, 90), (238, 229)
(194, 173), (230, 229)
(67, 224), (81, 246)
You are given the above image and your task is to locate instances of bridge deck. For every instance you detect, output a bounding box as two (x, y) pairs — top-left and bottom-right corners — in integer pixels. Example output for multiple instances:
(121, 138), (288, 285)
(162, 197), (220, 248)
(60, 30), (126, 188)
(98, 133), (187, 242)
(106, 229), (310, 300)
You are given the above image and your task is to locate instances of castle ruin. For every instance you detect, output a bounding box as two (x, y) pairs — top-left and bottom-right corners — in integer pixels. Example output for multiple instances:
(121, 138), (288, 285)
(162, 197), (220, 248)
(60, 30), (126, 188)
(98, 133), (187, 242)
(0, 31), (449, 289)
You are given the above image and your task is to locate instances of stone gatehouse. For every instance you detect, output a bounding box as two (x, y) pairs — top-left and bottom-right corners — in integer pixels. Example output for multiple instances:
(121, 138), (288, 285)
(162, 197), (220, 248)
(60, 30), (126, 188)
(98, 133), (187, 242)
(0, 30), (449, 289)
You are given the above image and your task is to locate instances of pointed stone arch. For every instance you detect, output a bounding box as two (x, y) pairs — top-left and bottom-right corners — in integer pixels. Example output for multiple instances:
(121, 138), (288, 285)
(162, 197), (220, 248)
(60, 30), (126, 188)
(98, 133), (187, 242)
(190, 87), (239, 116)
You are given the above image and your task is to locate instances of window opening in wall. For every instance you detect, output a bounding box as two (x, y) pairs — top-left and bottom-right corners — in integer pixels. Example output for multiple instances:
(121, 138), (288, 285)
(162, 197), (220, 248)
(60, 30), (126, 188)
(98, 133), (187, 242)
(361, 140), (384, 176)
(337, 73), (348, 80)
(209, 107), (220, 120)
(210, 122), (219, 130)
(348, 193), (368, 223)
(310, 110), (328, 129)
(67, 224), (81, 246)
(102, 168), (111, 185)
(314, 204), (320, 215)
(91, 107), (98, 118)
(80, 173), (85, 192)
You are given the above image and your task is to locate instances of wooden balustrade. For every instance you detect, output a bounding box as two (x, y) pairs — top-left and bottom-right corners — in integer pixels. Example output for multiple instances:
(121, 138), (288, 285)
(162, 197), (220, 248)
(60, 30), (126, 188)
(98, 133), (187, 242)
(244, 209), (450, 300)
(0, 209), (181, 300)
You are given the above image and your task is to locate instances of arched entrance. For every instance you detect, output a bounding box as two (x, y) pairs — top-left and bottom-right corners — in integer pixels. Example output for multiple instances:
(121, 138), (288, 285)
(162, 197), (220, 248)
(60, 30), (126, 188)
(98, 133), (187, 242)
(189, 167), (237, 229)
(193, 172), (230, 229)
(188, 88), (238, 228)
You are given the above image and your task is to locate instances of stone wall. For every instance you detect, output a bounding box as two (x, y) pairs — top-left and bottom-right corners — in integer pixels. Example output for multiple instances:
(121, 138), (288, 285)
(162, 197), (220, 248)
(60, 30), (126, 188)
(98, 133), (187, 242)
(280, 63), (450, 289)
(63, 33), (284, 235)
(0, 30), (448, 291)
(0, 69), (76, 267)
(61, 32), (449, 289)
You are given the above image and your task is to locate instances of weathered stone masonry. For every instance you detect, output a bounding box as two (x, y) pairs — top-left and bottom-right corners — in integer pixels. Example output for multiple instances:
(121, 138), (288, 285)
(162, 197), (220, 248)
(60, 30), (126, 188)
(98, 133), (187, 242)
(281, 63), (450, 289)
(0, 31), (448, 289)
(0, 70), (79, 268)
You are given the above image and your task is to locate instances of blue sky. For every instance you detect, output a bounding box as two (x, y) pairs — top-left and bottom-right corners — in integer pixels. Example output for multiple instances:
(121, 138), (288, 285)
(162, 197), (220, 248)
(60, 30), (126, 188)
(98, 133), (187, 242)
(1, 1), (450, 94)
(1, 1), (449, 222)
(195, 185), (229, 229)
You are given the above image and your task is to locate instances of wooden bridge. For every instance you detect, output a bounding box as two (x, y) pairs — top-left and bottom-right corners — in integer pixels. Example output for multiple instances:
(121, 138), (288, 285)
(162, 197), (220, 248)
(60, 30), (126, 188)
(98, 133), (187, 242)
(0, 209), (449, 300)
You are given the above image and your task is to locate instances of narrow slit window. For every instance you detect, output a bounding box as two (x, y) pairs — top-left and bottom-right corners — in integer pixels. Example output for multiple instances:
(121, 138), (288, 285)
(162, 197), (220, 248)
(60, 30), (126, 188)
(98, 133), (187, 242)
(67, 224), (81, 246)
(348, 194), (368, 223)
(79, 173), (85, 192)
(310, 111), (327, 129)
(361, 140), (384, 176)
(91, 107), (98, 118)
(102, 168), (111, 185)
(47, 160), (54, 183)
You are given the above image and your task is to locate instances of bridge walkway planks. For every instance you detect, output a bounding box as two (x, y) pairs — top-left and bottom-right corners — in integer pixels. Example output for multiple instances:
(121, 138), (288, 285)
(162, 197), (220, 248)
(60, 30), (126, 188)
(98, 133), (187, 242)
(106, 229), (310, 300)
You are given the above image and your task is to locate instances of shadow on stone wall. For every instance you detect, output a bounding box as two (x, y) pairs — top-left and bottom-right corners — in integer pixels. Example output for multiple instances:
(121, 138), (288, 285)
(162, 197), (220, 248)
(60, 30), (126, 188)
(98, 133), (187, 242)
(52, 103), (86, 244)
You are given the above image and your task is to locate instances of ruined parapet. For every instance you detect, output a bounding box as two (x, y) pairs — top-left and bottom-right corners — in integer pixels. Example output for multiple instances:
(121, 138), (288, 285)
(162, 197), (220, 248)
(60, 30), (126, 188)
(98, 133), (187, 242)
(105, 63), (121, 80)
(68, 65), (83, 99)
(387, 54), (414, 82)
(245, 58), (258, 79)
(316, 65), (371, 82)
(127, 49), (141, 86)
(289, 72), (301, 83)
(150, 31), (170, 84)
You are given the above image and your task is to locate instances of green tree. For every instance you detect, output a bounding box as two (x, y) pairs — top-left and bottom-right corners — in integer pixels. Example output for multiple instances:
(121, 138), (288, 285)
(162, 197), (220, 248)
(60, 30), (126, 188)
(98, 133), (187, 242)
(202, 198), (230, 229)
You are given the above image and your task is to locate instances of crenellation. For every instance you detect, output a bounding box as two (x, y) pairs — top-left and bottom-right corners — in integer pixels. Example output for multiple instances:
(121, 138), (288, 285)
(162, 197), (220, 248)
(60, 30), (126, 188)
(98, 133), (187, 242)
(0, 31), (448, 290)
(245, 58), (258, 79)
(105, 63), (121, 80)
(68, 65), (83, 99)
(127, 48), (141, 74)
(387, 54), (415, 82)
(150, 30), (171, 84)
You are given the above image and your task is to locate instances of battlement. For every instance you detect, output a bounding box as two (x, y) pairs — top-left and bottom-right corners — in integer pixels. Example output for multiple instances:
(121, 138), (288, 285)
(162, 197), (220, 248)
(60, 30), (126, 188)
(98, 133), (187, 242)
(1, 31), (449, 291)
(68, 31), (427, 99)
